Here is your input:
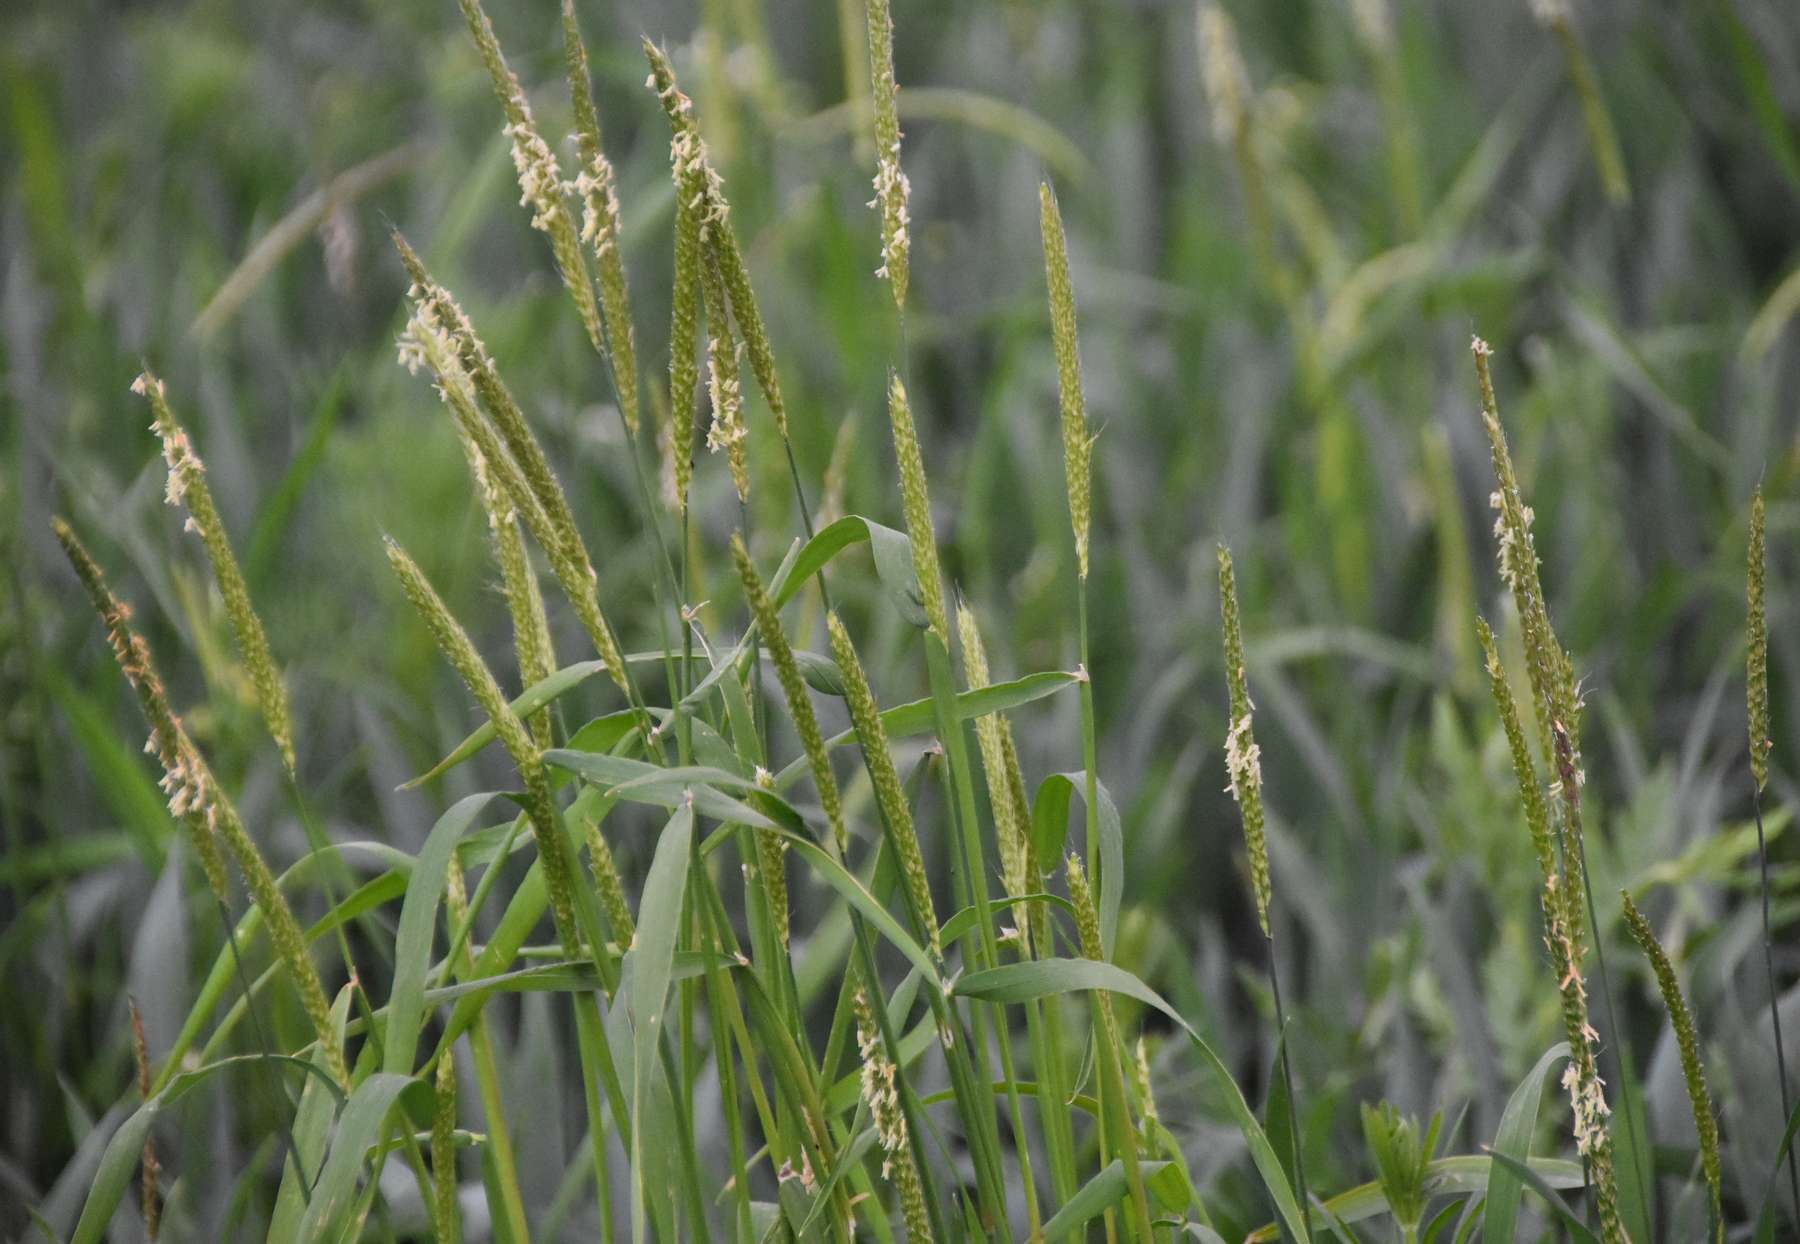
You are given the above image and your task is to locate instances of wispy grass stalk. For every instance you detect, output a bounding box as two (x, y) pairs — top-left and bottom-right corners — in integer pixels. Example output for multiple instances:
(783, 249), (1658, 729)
(129, 998), (160, 1241)
(1067, 853), (1156, 1241)
(1473, 336), (1634, 1240)
(54, 519), (348, 1087)
(135, 371), (294, 773)
(1218, 543), (1311, 1240)
(1620, 889), (1722, 1242)
(1747, 484), (1800, 1224)
(1529, 0), (1631, 206)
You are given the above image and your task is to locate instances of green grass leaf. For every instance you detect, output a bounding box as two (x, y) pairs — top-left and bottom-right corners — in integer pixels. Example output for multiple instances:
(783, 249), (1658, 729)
(1482, 1041), (1570, 1244)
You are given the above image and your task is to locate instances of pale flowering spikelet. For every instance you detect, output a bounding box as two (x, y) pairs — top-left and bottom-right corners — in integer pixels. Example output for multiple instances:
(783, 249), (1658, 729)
(456, 0), (607, 353)
(1748, 486), (1772, 791)
(55, 518), (348, 1086)
(852, 984), (933, 1240)
(394, 233), (632, 699)
(705, 329), (749, 501)
(1621, 890), (1722, 1240)
(1134, 1036), (1160, 1134)
(1218, 544), (1272, 937)
(563, 0), (641, 434)
(827, 612), (941, 956)
(644, 40), (792, 442)
(864, 0), (910, 307)
(1039, 183), (1094, 579)
(886, 372), (948, 640)
(137, 371), (296, 773)
(1198, 3), (1251, 148)
(732, 535), (846, 852)
(465, 438), (557, 747)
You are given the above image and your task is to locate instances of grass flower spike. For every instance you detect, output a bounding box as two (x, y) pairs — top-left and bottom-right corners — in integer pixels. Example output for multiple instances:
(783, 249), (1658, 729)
(864, 0), (909, 308)
(457, 0), (606, 355)
(886, 372), (947, 640)
(136, 371), (295, 773)
(827, 611), (939, 956)
(1039, 183), (1093, 580)
(1621, 890), (1722, 1241)
(1217, 544), (1271, 936)
(562, 0), (640, 435)
(55, 519), (347, 1086)
(958, 602), (1031, 902)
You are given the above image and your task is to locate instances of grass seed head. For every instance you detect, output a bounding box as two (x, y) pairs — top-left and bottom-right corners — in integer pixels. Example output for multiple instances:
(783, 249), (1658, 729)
(1039, 182), (1093, 580)
(887, 372), (947, 640)
(733, 534), (846, 852)
(958, 602), (1029, 902)
(827, 611), (940, 956)
(137, 371), (295, 773)
(1217, 544), (1271, 937)
(864, 0), (910, 307)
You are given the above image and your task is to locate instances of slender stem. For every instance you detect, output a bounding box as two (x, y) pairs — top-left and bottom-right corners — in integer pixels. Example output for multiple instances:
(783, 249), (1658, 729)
(1266, 930), (1311, 1241)
(1755, 782), (1800, 1226)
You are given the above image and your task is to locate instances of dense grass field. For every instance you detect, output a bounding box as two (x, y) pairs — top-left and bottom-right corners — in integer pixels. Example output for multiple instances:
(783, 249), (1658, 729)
(5, 0), (1800, 1239)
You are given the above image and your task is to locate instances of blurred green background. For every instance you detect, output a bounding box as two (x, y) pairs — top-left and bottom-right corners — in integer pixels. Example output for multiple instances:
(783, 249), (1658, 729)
(6, 0), (1800, 1236)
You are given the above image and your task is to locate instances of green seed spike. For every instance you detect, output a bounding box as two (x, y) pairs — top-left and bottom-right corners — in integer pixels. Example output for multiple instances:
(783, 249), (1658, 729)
(1039, 182), (1093, 580)
(668, 167), (702, 514)
(581, 808), (636, 949)
(457, 0), (606, 356)
(55, 518), (347, 1087)
(732, 534), (846, 853)
(432, 1052), (463, 1244)
(384, 537), (581, 959)
(1749, 485), (1772, 792)
(562, 0), (640, 435)
(644, 39), (790, 443)
(957, 602), (1029, 903)
(394, 233), (631, 699)
(753, 766), (790, 948)
(826, 611), (940, 956)
(1477, 618), (1558, 889)
(129, 999), (161, 1241)
(886, 372), (947, 641)
(1621, 890), (1722, 1243)
(135, 371), (295, 774)
(864, 0), (909, 308)
(1217, 544), (1271, 938)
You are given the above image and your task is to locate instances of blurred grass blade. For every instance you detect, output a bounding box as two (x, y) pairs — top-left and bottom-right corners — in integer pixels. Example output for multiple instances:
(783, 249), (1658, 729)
(1483, 1041), (1570, 1244)
(297, 1073), (431, 1244)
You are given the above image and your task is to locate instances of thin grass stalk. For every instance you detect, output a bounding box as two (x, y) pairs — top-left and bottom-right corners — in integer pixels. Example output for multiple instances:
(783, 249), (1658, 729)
(1532, 1), (1631, 206)
(385, 538), (638, 1229)
(1474, 338), (1636, 1239)
(444, 859), (533, 1243)
(128, 999), (160, 1240)
(828, 611), (1013, 1234)
(1620, 890), (1722, 1242)
(1747, 484), (1800, 1224)
(736, 539), (947, 1235)
(1068, 855), (1155, 1241)
(1218, 544), (1311, 1240)
(135, 372), (294, 773)
(55, 519), (348, 1087)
